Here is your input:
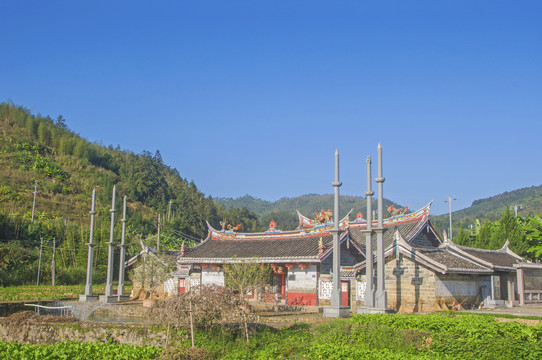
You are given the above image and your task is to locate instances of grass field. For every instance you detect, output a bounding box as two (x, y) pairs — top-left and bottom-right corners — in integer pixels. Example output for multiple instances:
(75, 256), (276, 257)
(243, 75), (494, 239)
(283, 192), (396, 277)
(0, 284), (132, 302)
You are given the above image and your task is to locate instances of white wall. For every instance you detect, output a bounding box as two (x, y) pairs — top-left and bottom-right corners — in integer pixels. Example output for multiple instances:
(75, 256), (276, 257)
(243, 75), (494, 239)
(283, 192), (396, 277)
(288, 264), (317, 292)
(201, 269), (225, 287)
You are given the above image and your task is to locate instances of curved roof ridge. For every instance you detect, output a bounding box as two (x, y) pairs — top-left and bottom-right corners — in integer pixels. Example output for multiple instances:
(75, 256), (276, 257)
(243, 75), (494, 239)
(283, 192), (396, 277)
(206, 220), (337, 241)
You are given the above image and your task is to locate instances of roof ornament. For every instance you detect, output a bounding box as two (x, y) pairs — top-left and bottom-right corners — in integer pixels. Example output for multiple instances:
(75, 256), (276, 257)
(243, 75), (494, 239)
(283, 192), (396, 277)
(219, 219), (241, 232)
(352, 211), (365, 223)
(315, 209), (333, 224)
(318, 236), (325, 253)
(387, 205), (409, 217)
(265, 220), (281, 233)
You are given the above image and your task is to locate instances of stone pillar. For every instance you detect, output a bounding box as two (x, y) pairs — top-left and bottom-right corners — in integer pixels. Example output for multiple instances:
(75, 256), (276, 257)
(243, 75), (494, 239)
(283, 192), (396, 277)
(80, 189), (98, 302)
(517, 266), (525, 306)
(100, 186), (118, 303)
(323, 149), (349, 317)
(117, 196), (130, 301)
(364, 156), (375, 308)
(507, 275), (515, 307)
(375, 143), (388, 310)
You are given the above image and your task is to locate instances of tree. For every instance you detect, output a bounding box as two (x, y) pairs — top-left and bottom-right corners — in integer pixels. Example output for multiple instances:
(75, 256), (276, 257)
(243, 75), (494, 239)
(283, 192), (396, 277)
(223, 259), (271, 300)
(156, 285), (255, 347)
(55, 115), (67, 128)
(490, 208), (527, 253)
(130, 253), (173, 299)
(521, 215), (542, 261)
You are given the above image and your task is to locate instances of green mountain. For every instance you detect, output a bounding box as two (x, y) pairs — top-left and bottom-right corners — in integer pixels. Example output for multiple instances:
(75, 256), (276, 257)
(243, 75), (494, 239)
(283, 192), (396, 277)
(216, 194), (403, 223)
(432, 185), (542, 232)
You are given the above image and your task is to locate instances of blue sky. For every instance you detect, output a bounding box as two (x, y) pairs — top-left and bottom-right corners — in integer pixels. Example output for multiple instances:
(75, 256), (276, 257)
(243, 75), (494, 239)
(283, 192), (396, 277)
(1, 1), (541, 216)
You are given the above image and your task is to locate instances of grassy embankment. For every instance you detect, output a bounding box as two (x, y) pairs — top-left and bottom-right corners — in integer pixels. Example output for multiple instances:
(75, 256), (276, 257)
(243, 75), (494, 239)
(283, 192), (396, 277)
(0, 284), (133, 302)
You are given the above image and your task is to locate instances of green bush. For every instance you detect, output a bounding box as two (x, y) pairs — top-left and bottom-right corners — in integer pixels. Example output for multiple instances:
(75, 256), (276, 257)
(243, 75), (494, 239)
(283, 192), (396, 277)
(57, 266), (87, 285)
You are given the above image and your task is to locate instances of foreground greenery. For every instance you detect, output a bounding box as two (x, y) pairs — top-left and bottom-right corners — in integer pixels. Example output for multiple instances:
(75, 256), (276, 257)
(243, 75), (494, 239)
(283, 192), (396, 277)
(1, 313), (540, 359)
(0, 341), (162, 360)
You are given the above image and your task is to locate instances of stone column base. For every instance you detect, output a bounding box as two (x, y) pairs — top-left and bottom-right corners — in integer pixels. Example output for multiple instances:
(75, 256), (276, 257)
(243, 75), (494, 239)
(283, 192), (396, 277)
(79, 294), (99, 302)
(357, 306), (395, 314)
(99, 295), (119, 303)
(323, 305), (350, 318)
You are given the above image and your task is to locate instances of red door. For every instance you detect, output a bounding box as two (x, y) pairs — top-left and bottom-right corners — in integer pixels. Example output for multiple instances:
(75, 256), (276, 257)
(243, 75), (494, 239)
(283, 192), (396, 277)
(341, 281), (349, 306)
(179, 278), (186, 294)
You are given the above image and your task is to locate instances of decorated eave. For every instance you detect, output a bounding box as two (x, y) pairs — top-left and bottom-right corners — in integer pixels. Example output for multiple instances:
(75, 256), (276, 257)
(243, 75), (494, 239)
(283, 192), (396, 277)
(206, 216), (349, 241)
(297, 209), (352, 229)
(348, 202), (432, 230)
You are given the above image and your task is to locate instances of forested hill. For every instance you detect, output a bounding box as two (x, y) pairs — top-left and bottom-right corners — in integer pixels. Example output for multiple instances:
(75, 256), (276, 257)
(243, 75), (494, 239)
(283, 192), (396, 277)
(0, 102), (261, 241)
(431, 184), (542, 231)
(216, 194), (402, 221)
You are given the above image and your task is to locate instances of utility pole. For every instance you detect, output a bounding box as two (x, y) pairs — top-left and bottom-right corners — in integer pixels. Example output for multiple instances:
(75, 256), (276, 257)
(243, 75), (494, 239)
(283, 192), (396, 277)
(31, 181), (38, 223)
(445, 196), (456, 239)
(51, 238), (56, 286)
(37, 237), (43, 286)
(157, 213), (161, 251)
(168, 200), (173, 222)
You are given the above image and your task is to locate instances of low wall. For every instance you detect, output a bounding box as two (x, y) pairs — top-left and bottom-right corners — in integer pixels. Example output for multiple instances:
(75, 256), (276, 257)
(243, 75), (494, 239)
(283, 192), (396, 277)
(0, 311), (171, 347)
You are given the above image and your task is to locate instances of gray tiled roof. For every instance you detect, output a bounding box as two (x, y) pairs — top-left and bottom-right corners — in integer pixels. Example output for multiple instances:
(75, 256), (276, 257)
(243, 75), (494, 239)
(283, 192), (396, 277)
(414, 247), (491, 273)
(456, 246), (522, 269)
(349, 216), (434, 251)
(178, 234), (334, 262)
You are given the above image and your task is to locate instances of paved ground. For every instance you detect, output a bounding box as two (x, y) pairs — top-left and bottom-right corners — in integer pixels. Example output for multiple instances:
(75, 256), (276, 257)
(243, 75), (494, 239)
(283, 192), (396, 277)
(465, 304), (542, 317)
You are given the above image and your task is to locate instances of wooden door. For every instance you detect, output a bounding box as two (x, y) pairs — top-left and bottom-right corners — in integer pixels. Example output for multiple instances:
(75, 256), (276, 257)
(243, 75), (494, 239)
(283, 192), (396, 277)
(178, 278), (186, 294)
(341, 281), (349, 306)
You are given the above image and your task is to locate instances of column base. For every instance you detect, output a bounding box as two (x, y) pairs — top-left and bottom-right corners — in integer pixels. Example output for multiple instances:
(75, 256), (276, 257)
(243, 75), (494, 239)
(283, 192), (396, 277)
(323, 305), (351, 318)
(116, 295), (131, 302)
(99, 295), (119, 303)
(79, 294), (99, 302)
(357, 306), (395, 314)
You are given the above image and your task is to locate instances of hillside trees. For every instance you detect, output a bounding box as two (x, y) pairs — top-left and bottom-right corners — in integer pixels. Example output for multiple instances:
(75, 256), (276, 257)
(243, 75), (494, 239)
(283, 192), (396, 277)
(457, 209), (541, 261)
(0, 101), (268, 285)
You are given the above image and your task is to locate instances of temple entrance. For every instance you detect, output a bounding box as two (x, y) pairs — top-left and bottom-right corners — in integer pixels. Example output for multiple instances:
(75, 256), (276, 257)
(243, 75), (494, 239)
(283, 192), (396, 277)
(178, 278), (186, 294)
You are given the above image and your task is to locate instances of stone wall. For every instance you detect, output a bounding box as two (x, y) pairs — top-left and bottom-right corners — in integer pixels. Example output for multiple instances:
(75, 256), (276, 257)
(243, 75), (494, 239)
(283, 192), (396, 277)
(525, 268), (542, 290)
(385, 255), (437, 312)
(287, 264), (317, 305)
(0, 311), (171, 347)
(435, 273), (490, 306)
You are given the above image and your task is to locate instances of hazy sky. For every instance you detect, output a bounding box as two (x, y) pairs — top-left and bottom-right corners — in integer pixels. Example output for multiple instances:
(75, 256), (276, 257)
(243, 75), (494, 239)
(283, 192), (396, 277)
(2, 1), (541, 216)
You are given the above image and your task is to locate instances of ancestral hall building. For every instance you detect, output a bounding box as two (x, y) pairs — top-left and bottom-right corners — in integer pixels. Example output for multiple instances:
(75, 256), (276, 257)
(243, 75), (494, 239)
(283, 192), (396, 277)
(168, 203), (542, 312)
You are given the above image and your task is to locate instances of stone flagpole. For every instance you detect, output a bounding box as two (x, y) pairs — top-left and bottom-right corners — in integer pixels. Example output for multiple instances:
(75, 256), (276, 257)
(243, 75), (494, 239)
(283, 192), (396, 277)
(323, 149), (350, 317)
(101, 185), (117, 302)
(364, 156), (375, 308)
(117, 195), (129, 301)
(80, 188), (98, 302)
(375, 143), (388, 309)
